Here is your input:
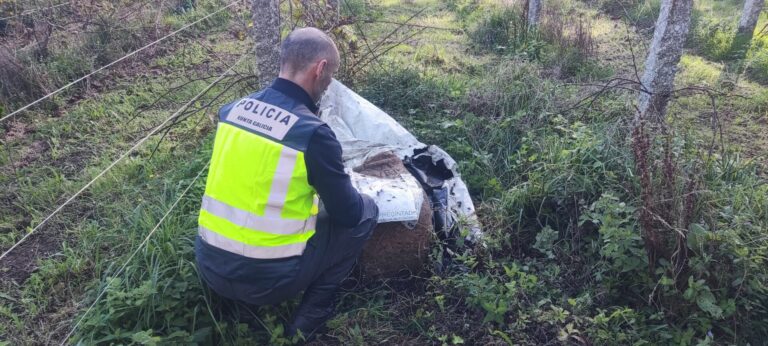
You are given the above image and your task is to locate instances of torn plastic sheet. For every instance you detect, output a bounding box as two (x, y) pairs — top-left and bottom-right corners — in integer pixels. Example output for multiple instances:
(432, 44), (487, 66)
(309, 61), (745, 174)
(319, 79), (483, 244)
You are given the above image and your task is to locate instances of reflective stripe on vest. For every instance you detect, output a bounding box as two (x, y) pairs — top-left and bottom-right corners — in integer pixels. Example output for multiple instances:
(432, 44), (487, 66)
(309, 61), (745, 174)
(198, 121), (319, 259)
(201, 196), (317, 235)
(199, 226), (309, 259)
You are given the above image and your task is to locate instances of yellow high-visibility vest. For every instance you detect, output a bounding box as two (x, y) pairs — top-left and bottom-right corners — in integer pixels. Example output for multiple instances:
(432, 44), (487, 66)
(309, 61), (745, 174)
(198, 93), (322, 259)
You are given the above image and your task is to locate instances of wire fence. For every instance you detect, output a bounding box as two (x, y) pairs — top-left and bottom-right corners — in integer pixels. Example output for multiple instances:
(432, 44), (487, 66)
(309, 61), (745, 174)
(0, 52), (247, 262)
(0, 0), (239, 124)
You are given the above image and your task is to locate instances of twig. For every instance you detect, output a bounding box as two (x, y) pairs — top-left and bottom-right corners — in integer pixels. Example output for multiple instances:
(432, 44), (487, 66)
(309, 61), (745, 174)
(347, 8), (425, 77)
(343, 0), (384, 75)
(144, 74), (255, 158)
(353, 26), (427, 75)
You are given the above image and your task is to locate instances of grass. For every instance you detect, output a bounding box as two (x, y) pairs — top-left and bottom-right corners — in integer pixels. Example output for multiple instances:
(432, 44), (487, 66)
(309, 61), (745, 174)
(1, 0), (768, 344)
(0, 2), (253, 342)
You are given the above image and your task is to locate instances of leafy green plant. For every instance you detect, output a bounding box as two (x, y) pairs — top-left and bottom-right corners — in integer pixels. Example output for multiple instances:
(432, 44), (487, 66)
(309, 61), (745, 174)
(533, 226), (558, 259)
(581, 193), (646, 277)
(453, 262), (540, 326)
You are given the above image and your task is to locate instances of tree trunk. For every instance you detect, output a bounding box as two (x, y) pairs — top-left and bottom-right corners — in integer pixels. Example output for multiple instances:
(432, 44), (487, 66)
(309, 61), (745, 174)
(251, 0), (281, 87)
(738, 0), (765, 35)
(732, 0), (765, 58)
(637, 0), (693, 121)
(526, 0), (542, 29)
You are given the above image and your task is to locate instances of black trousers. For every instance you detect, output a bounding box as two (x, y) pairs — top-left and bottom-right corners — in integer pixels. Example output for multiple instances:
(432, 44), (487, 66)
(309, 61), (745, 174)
(197, 195), (378, 313)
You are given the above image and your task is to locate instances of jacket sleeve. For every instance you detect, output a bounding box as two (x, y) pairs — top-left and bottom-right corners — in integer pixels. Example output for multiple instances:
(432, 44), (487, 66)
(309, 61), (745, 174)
(304, 125), (365, 227)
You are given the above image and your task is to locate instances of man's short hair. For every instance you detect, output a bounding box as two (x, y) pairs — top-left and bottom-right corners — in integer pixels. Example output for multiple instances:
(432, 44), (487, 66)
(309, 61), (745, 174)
(279, 28), (337, 73)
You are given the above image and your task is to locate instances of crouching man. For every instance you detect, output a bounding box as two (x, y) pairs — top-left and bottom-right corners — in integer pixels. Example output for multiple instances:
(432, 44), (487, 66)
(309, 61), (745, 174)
(195, 27), (378, 338)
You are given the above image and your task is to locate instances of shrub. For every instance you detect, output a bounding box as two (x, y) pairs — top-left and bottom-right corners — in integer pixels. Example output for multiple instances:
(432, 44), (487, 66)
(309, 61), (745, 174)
(745, 34), (768, 84)
(467, 3), (605, 80)
(539, 8), (606, 80)
(599, 0), (661, 30)
(0, 51), (44, 111)
(468, 6), (545, 59)
(358, 66), (465, 118)
(581, 193), (646, 279)
(446, 0), (481, 25)
(465, 60), (551, 119)
(689, 18), (735, 61)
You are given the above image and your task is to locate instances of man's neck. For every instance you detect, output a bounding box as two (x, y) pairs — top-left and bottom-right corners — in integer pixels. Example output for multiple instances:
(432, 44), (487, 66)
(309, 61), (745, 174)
(278, 74), (315, 102)
(271, 77), (320, 114)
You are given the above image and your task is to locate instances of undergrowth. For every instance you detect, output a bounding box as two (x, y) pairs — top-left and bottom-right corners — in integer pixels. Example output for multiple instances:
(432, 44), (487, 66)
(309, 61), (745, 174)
(357, 23), (768, 341)
(467, 1), (608, 80)
(1, 1), (767, 345)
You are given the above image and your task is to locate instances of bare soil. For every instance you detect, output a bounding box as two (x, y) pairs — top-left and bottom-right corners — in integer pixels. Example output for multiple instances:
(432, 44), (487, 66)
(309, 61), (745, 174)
(0, 226), (61, 284)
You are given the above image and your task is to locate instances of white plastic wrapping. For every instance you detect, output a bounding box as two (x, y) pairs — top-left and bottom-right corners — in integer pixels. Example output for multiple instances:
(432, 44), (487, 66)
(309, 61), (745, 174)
(319, 80), (483, 242)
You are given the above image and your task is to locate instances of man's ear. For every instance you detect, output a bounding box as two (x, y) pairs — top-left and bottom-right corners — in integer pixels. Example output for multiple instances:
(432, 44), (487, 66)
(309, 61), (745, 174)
(315, 59), (328, 78)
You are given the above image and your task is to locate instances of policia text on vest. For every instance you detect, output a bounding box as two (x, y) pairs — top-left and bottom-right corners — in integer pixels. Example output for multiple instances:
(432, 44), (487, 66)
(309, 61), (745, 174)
(230, 98), (299, 140)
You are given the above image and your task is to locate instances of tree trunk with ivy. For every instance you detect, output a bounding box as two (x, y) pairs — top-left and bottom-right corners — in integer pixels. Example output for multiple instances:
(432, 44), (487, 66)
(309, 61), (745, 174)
(637, 0), (693, 121)
(251, 0), (281, 87)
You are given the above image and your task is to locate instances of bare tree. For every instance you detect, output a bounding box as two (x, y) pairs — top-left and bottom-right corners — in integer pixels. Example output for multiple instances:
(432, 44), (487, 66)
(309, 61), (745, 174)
(637, 0), (693, 121)
(526, 0), (541, 29)
(251, 0), (281, 87)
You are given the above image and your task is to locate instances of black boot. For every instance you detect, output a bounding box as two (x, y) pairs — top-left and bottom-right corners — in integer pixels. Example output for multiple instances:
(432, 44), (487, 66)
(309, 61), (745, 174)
(286, 282), (339, 340)
(286, 304), (334, 340)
